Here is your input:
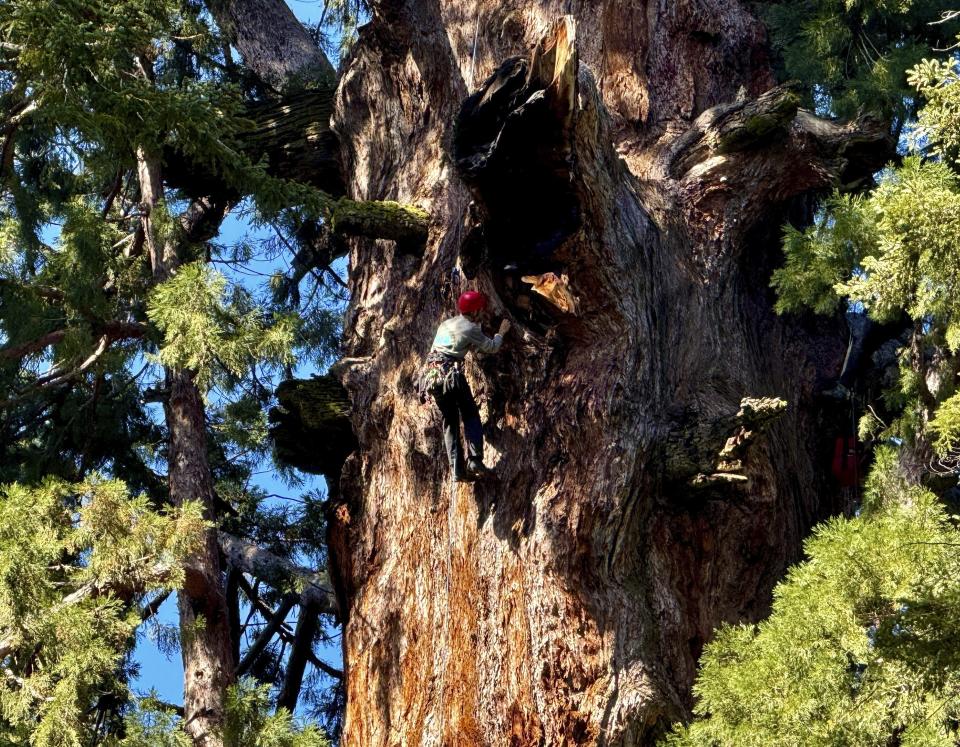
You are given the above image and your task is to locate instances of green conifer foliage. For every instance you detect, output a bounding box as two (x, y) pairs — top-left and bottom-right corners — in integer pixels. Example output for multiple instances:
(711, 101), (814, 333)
(107, 681), (330, 746)
(758, 0), (959, 123)
(672, 29), (960, 746)
(665, 449), (960, 746)
(909, 54), (960, 165)
(146, 261), (297, 390)
(771, 157), (960, 452)
(0, 0), (344, 737)
(0, 477), (205, 746)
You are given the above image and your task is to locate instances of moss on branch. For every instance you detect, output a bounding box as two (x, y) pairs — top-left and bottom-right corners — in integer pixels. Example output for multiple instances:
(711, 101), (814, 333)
(329, 198), (430, 249)
(269, 376), (356, 478)
(715, 89), (801, 153)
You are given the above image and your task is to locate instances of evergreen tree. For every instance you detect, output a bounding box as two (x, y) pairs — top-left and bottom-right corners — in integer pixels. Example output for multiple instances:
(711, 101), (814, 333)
(665, 449), (960, 747)
(0, 0), (353, 739)
(758, 0), (958, 127)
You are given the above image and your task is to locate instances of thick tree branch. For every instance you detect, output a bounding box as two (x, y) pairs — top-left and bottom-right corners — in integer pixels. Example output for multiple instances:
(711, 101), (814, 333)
(329, 198), (430, 247)
(668, 86), (801, 176)
(140, 589), (173, 622)
(218, 531), (338, 615)
(206, 0), (335, 91)
(665, 90), (895, 260)
(307, 652), (342, 680)
(0, 330), (68, 360)
(276, 597), (320, 712)
(163, 90), (345, 198)
(241, 90), (343, 195)
(269, 376), (355, 479)
(672, 89), (895, 187)
(235, 573), (296, 639)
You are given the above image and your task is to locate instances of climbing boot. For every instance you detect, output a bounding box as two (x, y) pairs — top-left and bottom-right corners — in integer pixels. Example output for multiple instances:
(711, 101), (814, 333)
(466, 459), (494, 478)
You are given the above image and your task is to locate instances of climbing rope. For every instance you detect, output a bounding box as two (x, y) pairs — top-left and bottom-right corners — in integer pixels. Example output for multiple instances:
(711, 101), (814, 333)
(467, 6), (481, 92)
(851, 383), (861, 505)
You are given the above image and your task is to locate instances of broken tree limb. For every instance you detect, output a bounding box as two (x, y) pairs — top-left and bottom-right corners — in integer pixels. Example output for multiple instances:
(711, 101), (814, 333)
(217, 531), (337, 615)
(328, 198), (430, 248)
(235, 573), (295, 639)
(269, 376), (355, 480)
(664, 396), (788, 486)
(234, 573), (339, 679)
(526, 15), (578, 127)
(669, 85), (801, 176)
(692, 397), (789, 489)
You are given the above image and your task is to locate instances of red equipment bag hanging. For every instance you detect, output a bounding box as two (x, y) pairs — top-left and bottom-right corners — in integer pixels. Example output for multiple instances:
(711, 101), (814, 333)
(832, 436), (859, 487)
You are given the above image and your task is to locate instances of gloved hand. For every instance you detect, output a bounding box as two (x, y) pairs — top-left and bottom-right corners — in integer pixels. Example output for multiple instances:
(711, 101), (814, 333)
(498, 319), (511, 337)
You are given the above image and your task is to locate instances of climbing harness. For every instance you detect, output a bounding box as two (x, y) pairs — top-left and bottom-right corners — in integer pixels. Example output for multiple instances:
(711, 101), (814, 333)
(415, 353), (463, 405)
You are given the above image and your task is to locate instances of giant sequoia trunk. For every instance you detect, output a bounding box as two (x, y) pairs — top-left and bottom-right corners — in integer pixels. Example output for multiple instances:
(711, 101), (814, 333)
(323, 2), (893, 744)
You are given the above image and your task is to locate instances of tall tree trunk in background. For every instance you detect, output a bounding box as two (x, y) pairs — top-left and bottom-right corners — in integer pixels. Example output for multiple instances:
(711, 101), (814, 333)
(326, 2), (894, 745)
(138, 153), (235, 746)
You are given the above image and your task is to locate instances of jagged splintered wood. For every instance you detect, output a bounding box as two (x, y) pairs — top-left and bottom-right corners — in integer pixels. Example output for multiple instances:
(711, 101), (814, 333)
(452, 17), (581, 277)
(666, 396), (789, 487)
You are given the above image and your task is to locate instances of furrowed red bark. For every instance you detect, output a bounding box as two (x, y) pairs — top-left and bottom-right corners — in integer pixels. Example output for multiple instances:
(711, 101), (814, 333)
(323, 2), (895, 745)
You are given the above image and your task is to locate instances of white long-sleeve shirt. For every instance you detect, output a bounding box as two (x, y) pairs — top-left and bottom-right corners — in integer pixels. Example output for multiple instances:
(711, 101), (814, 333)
(430, 314), (503, 359)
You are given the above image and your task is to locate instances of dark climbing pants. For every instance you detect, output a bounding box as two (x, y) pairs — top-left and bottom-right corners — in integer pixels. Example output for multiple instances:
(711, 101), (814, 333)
(432, 370), (483, 475)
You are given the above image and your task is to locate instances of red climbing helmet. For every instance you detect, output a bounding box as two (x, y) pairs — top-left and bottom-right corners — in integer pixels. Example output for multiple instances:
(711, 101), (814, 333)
(457, 290), (488, 314)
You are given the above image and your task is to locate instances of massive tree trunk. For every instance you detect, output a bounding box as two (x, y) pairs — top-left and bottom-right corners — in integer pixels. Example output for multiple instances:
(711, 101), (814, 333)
(324, 2), (894, 745)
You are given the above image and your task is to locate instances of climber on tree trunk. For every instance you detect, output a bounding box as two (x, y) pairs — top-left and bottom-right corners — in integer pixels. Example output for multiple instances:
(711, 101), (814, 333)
(425, 291), (510, 482)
